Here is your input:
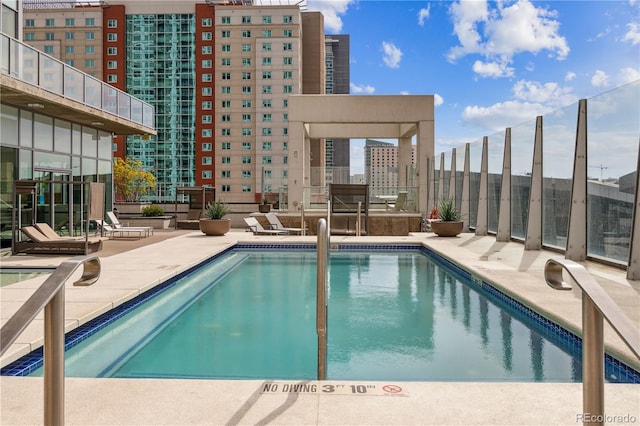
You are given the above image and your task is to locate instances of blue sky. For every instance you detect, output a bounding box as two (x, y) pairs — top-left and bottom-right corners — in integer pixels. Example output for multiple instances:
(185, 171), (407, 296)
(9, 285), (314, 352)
(297, 0), (640, 174)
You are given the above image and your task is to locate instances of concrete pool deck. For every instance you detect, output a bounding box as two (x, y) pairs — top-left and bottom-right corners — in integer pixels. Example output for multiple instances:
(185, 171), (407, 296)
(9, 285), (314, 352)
(1, 229), (639, 425)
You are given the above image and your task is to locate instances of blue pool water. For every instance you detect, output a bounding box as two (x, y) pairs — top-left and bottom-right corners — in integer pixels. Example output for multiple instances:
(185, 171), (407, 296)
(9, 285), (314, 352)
(4, 246), (639, 382)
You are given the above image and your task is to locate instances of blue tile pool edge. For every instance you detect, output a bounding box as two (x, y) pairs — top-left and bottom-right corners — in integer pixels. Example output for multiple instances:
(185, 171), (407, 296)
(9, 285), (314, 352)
(2, 242), (639, 383)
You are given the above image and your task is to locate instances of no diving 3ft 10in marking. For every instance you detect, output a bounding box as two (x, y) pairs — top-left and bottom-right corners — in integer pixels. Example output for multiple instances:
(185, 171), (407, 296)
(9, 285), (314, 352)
(260, 382), (408, 397)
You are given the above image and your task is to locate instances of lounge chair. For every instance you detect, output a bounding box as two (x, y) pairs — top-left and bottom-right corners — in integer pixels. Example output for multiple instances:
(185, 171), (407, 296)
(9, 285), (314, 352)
(389, 191), (408, 212)
(34, 222), (86, 240)
(243, 217), (288, 235)
(16, 226), (102, 254)
(106, 211), (153, 236)
(177, 209), (202, 230)
(265, 213), (304, 235)
(95, 220), (149, 239)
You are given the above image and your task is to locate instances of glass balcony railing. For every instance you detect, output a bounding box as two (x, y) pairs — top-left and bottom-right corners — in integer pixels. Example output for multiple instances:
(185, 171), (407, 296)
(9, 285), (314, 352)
(1, 34), (154, 129)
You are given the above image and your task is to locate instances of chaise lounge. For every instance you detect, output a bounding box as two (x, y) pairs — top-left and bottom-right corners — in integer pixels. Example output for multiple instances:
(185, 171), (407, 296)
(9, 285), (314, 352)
(16, 226), (103, 255)
(243, 217), (289, 235)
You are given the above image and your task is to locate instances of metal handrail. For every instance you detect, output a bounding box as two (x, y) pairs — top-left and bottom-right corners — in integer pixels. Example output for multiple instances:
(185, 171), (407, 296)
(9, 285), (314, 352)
(316, 219), (328, 380)
(544, 258), (640, 426)
(0, 256), (101, 426)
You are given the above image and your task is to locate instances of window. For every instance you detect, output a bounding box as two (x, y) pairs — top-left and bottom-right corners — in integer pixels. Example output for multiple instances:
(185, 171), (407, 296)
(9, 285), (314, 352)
(262, 29), (271, 38)
(64, 45), (73, 54)
(262, 71), (272, 79)
(202, 73), (212, 82)
(242, 100), (252, 108)
(263, 57), (272, 65)
(262, 142), (272, 150)
(242, 86), (251, 94)
(283, 57), (292, 65)
(44, 46), (54, 54)
(25, 19), (34, 27)
(202, 18), (212, 26)
(283, 42), (292, 51)
(262, 128), (272, 136)
(283, 113), (288, 121)
(66, 18), (75, 26)
(283, 128), (288, 135)
(45, 32), (54, 40)
(242, 30), (251, 38)
(65, 60), (75, 66)
(107, 61), (117, 69)
(242, 185), (251, 193)
(263, 156), (272, 164)
(262, 114), (272, 122)
(283, 15), (293, 23)
(263, 99), (272, 108)
(242, 114), (251, 122)
(221, 72), (231, 80)
(203, 87), (212, 96)
(221, 58), (230, 66)
(221, 30), (230, 38)
(242, 170), (252, 178)
(46, 18), (55, 27)
(221, 170), (231, 178)
(242, 16), (251, 23)
(283, 85), (293, 93)
(262, 43), (272, 51)
(283, 29), (292, 37)
(86, 45), (95, 54)
(107, 33), (117, 42)
(203, 45), (212, 54)
(85, 59), (95, 68)
(242, 58), (251, 66)
(242, 156), (252, 164)
(242, 142), (251, 150)
(203, 59), (212, 68)
(221, 86), (231, 94)
(242, 128), (252, 136)
(107, 19), (117, 28)
(242, 72), (251, 80)
(222, 129), (231, 136)
(262, 86), (272, 94)
(86, 18), (95, 26)
(222, 157), (231, 164)
(264, 170), (272, 179)
(221, 185), (231, 192)
(242, 44), (251, 52)
(202, 157), (212, 165)
(107, 75), (117, 83)
(283, 71), (292, 79)
(107, 47), (117, 55)
(221, 114), (231, 122)
(202, 101), (212, 110)
(202, 32), (212, 40)
(283, 99), (288, 108)
(202, 130), (212, 138)
(221, 100), (231, 108)
(65, 32), (75, 40)
(263, 16), (272, 24)
(221, 44), (230, 52)
(284, 156), (288, 164)
(221, 142), (231, 150)
(202, 171), (212, 179)
(221, 16), (231, 24)
(202, 115), (212, 124)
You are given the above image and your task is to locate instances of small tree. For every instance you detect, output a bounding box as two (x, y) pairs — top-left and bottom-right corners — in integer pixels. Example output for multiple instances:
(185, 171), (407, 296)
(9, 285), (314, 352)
(113, 157), (157, 202)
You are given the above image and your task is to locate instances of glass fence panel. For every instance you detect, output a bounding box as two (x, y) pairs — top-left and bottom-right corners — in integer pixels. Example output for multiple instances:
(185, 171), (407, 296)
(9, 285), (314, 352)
(468, 140), (482, 228)
(543, 102), (576, 249)
(118, 91), (131, 120)
(487, 131), (504, 233)
(143, 104), (154, 128)
(64, 66), (84, 103)
(586, 81), (639, 263)
(39, 56), (63, 95)
(455, 147), (464, 212)
(442, 152), (451, 201)
(433, 157), (440, 207)
(102, 85), (118, 115)
(510, 119), (536, 240)
(1, 35), (9, 74)
(85, 75), (102, 109)
(20, 43), (39, 85)
(131, 98), (143, 124)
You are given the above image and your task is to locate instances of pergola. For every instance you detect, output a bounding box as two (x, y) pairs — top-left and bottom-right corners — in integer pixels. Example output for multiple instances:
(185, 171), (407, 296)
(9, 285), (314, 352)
(287, 95), (435, 212)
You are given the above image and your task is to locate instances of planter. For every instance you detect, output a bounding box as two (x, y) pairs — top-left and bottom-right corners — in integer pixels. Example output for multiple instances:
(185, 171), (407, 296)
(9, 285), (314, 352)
(199, 218), (231, 236)
(258, 204), (271, 213)
(431, 221), (463, 237)
(121, 215), (172, 229)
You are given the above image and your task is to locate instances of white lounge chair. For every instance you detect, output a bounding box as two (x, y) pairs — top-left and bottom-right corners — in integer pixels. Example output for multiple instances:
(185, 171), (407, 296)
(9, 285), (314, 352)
(95, 219), (149, 239)
(265, 213), (304, 235)
(106, 211), (153, 236)
(243, 217), (288, 235)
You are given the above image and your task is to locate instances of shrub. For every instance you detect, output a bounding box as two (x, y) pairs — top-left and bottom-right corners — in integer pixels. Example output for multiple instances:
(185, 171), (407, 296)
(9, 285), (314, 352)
(141, 205), (164, 217)
(437, 198), (462, 222)
(205, 200), (230, 220)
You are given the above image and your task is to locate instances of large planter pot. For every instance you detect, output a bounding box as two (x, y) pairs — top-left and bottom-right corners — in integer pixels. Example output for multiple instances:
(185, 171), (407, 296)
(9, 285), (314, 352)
(431, 221), (464, 237)
(199, 218), (231, 236)
(258, 204), (271, 213)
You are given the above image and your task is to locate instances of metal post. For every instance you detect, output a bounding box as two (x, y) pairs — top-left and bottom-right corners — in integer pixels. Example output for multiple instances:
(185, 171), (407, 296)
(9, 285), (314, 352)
(582, 296), (604, 424)
(356, 201), (361, 237)
(44, 285), (65, 426)
(316, 219), (328, 380)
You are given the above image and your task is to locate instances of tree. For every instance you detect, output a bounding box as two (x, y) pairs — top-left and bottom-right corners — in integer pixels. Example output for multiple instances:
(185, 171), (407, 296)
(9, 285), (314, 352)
(113, 157), (157, 202)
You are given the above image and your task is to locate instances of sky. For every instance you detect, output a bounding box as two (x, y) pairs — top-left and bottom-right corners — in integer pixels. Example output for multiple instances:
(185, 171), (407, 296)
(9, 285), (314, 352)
(296, 0), (640, 174)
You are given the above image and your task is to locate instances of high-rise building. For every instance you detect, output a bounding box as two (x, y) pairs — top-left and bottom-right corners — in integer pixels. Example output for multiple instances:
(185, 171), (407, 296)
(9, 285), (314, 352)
(325, 34), (349, 184)
(365, 139), (415, 190)
(23, 0), (324, 203)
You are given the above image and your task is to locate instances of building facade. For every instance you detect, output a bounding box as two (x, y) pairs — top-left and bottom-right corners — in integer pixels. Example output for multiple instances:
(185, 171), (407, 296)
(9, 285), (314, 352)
(364, 138), (416, 190)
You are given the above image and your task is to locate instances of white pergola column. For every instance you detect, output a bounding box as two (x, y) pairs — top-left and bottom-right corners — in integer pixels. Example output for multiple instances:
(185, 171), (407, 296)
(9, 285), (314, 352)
(416, 120), (433, 212)
(288, 120), (306, 211)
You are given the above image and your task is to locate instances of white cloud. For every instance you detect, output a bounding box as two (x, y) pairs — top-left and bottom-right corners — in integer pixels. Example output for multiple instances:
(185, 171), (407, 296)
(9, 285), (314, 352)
(447, 0), (569, 79)
(618, 67), (640, 84)
(382, 41), (403, 69)
(400, 91), (410, 95)
(306, 0), (355, 33)
(434, 94), (444, 107)
(462, 100), (552, 132)
(350, 82), (375, 94)
(418, 4), (430, 26)
(622, 22), (640, 45)
(512, 80), (577, 107)
(591, 70), (610, 87)
(565, 72), (576, 81)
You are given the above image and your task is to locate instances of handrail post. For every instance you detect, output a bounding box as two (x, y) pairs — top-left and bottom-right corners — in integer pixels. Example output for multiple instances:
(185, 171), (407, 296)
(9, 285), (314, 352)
(582, 296), (604, 422)
(44, 286), (65, 426)
(316, 219), (328, 380)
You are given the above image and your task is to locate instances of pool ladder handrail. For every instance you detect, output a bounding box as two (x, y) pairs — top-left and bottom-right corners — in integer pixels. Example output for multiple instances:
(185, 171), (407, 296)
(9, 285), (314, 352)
(316, 217), (329, 380)
(544, 258), (640, 426)
(0, 255), (101, 426)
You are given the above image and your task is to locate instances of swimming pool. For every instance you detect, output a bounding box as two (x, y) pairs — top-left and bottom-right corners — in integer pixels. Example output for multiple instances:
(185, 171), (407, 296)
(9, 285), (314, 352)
(0, 268), (54, 287)
(3, 245), (639, 382)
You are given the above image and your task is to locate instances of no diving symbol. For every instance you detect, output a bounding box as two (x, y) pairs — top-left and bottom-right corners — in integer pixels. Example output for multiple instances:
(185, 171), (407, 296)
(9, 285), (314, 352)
(382, 384), (403, 394)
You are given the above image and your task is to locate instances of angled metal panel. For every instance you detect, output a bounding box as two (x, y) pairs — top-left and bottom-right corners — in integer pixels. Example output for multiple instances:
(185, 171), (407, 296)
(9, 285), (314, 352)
(437, 153), (445, 202)
(497, 129), (511, 241)
(627, 142), (640, 280)
(566, 99), (588, 261)
(462, 143), (470, 231)
(476, 137), (489, 235)
(449, 148), (457, 201)
(525, 117), (543, 250)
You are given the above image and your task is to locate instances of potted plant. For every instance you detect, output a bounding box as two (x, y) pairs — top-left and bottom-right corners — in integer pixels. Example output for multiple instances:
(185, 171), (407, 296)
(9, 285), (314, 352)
(199, 200), (231, 236)
(430, 198), (464, 237)
(259, 195), (271, 213)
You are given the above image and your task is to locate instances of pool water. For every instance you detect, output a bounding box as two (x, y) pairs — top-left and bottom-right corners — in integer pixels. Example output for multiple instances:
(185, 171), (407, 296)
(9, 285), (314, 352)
(0, 269), (53, 287)
(24, 249), (594, 382)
